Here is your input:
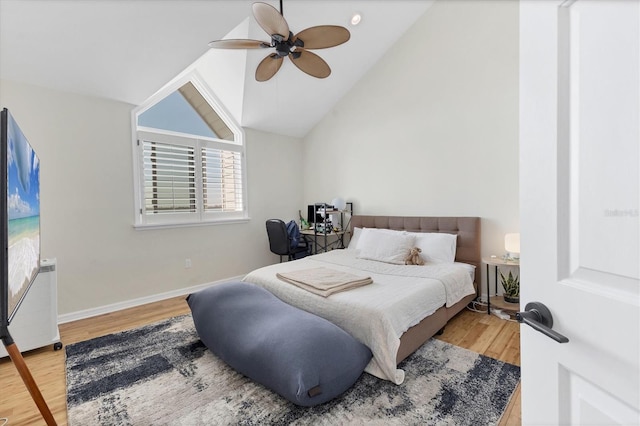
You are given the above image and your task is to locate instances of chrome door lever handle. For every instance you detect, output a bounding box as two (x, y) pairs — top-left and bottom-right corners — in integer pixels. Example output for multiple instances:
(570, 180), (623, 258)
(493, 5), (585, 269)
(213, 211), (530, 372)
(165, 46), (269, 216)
(516, 301), (569, 343)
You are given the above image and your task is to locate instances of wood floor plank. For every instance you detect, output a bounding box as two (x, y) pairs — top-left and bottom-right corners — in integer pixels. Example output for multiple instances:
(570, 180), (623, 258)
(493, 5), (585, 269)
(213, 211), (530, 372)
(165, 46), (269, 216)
(486, 321), (519, 363)
(0, 300), (521, 425)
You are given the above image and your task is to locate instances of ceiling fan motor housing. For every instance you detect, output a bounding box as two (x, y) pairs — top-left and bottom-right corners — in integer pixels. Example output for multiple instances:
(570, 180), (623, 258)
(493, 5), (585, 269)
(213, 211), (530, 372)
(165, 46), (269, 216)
(273, 31), (299, 57)
(275, 41), (291, 57)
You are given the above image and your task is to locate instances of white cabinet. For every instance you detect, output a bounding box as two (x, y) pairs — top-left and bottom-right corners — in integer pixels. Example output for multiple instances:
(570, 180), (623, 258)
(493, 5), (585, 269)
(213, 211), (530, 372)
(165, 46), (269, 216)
(0, 258), (61, 357)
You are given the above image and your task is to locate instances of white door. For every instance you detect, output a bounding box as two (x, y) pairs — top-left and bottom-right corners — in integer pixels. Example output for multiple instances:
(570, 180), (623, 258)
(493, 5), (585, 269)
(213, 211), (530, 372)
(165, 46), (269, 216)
(520, 0), (640, 424)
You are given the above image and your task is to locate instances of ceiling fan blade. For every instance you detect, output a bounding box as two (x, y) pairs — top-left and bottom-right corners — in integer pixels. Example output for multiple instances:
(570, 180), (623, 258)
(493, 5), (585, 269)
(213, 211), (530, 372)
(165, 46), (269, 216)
(252, 2), (289, 40)
(290, 49), (331, 79)
(256, 53), (284, 81)
(294, 26), (350, 49)
(208, 39), (269, 49)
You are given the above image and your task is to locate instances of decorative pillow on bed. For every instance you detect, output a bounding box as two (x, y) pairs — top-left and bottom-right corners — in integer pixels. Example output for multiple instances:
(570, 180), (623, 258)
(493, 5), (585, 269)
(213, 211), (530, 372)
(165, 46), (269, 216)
(411, 232), (458, 263)
(356, 228), (416, 264)
(187, 282), (372, 407)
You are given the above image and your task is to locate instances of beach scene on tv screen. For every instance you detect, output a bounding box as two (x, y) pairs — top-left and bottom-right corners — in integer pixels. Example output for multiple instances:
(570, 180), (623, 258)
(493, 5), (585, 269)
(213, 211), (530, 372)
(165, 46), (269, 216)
(7, 112), (40, 318)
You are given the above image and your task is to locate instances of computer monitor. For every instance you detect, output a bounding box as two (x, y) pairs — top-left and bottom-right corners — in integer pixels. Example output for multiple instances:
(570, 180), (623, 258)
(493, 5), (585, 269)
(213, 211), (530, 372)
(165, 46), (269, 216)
(307, 205), (322, 224)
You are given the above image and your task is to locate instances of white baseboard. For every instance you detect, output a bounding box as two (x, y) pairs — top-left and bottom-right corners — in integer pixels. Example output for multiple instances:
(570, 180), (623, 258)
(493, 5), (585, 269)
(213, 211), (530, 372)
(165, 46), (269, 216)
(57, 275), (245, 324)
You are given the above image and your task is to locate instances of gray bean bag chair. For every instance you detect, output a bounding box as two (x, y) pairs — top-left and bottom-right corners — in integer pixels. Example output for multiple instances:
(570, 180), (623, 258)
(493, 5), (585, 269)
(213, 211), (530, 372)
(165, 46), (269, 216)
(187, 281), (372, 406)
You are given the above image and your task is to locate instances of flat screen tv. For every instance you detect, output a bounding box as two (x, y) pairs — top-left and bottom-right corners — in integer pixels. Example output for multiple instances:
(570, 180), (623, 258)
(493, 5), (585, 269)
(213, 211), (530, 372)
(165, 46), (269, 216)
(0, 108), (41, 329)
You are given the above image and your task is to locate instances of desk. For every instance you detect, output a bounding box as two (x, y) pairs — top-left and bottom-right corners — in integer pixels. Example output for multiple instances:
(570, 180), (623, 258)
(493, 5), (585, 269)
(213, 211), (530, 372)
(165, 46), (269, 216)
(482, 257), (520, 316)
(301, 229), (347, 254)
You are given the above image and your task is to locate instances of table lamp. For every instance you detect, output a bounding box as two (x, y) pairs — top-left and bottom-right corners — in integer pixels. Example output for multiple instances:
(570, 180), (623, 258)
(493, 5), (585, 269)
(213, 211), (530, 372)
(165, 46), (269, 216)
(505, 233), (520, 261)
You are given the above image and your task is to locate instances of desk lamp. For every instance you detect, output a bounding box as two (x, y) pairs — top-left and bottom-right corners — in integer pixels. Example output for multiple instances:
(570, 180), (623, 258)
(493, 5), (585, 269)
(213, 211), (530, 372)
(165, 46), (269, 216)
(504, 233), (520, 261)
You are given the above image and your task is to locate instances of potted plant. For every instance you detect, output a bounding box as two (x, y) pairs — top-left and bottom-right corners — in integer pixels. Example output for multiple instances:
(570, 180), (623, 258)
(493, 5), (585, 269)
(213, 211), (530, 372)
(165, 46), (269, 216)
(500, 270), (520, 304)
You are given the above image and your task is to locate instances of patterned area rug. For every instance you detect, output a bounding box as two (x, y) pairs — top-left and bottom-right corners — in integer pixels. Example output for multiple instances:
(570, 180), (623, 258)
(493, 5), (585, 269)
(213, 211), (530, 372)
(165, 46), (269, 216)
(66, 315), (520, 425)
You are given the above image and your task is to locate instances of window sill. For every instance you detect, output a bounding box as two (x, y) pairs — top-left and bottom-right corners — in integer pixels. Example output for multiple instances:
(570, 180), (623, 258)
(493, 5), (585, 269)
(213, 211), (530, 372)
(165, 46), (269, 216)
(134, 217), (250, 231)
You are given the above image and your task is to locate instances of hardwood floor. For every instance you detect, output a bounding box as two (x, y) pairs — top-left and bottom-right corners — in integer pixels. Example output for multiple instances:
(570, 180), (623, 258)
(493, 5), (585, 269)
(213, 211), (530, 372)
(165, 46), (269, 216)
(0, 298), (521, 426)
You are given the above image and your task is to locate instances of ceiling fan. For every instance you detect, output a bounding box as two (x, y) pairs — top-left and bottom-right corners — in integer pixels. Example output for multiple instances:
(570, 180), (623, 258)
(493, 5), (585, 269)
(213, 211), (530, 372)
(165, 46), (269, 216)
(208, 0), (350, 82)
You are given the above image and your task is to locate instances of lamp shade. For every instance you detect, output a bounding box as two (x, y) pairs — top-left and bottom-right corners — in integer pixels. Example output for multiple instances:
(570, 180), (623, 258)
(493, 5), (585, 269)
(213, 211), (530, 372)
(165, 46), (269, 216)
(331, 197), (346, 211)
(505, 233), (520, 255)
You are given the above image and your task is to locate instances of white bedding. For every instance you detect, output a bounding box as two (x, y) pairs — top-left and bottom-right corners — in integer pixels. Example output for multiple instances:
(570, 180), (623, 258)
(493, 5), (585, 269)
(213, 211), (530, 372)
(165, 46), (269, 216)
(242, 250), (475, 384)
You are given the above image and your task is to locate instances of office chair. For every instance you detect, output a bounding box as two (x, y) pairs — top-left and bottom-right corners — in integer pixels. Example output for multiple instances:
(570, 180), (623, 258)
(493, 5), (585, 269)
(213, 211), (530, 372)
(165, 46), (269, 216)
(265, 219), (311, 262)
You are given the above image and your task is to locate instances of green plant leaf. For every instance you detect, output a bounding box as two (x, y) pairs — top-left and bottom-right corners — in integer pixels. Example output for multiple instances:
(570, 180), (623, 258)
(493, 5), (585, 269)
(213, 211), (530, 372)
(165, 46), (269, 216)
(500, 270), (520, 297)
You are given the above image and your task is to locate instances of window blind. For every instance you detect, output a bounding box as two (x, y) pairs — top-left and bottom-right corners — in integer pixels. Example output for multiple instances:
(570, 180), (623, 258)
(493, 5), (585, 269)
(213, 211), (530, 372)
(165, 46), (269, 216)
(202, 147), (243, 213)
(142, 140), (196, 215)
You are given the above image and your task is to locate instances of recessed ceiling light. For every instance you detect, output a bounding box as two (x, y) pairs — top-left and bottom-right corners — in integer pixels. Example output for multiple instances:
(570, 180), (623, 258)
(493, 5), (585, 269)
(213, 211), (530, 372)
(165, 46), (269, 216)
(350, 13), (362, 26)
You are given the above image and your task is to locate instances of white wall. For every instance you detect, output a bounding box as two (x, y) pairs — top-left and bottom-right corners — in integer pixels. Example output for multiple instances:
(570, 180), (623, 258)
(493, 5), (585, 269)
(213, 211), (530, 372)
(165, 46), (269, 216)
(302, 0), (519, 293)
(0, 79), (303, 316)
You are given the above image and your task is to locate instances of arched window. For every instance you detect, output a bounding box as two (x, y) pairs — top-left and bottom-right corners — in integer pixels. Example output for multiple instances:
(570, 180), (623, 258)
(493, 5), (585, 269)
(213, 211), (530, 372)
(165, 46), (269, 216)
(132, 72), (247, 228)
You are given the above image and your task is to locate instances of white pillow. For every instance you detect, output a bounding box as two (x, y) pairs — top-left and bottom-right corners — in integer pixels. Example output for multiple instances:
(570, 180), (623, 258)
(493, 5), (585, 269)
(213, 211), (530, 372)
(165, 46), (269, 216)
(411, 232), (457, 263)
(347, 227), (362, 250)
(354, 227), (404, 250)
(356, 228), (416, 264)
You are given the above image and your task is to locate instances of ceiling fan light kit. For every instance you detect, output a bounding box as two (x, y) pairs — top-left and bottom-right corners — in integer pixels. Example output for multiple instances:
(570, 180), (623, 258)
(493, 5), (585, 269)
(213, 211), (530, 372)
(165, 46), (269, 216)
(208, 1), (350, 82)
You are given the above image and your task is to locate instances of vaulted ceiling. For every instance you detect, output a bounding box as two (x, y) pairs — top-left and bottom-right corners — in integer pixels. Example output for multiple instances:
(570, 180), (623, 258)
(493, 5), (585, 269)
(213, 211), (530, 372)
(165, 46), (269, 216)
(0, 1), (434, 137)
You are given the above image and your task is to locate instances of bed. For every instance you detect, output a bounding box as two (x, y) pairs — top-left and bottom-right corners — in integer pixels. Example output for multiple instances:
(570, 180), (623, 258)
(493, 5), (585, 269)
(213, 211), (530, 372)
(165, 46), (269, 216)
(243, 215), (481, 385)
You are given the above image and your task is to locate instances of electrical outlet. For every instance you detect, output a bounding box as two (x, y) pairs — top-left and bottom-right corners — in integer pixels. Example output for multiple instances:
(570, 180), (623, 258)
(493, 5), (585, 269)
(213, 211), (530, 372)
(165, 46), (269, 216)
(185, 258), (192, 268)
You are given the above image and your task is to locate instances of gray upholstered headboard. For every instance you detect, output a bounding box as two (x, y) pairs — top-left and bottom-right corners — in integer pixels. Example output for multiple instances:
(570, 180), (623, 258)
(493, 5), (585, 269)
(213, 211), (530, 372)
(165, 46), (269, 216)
(350, 215), (481, 273)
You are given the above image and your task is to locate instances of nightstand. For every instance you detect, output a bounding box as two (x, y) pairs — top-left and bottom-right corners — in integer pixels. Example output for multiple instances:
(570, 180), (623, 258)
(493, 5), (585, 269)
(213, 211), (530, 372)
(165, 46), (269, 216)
(482, 257), (520, 316)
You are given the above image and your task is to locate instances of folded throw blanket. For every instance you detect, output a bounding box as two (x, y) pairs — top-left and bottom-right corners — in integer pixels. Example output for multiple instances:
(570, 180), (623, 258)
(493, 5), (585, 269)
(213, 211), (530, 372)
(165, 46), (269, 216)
(277, 267), (373, 297)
